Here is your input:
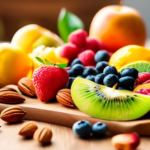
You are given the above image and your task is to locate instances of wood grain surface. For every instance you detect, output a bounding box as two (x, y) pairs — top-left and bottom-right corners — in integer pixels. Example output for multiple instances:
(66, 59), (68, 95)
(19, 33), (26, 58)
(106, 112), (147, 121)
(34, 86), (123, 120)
(0, 119), (150, 150)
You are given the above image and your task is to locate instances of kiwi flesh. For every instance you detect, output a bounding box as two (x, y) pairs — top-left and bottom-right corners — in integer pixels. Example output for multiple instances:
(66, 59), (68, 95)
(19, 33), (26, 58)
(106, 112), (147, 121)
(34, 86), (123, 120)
(71, 77), (150, 121)
(119, 61), (150, 73)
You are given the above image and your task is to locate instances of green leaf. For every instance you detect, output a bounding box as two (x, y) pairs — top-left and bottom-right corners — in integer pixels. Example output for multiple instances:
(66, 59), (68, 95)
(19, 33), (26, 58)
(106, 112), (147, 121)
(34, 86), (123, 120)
(58, 8), (84, 43)
(57, 63), (67, 69)
(45, 59), (52, 65)
(36, 57), (45, 65)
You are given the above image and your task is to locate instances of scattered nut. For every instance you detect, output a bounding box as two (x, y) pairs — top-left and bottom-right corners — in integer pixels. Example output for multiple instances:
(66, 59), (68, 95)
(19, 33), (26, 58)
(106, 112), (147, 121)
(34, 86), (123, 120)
(19, 122), (38, 137)
(0, 106), (26, 123)
(18, 77), (36, 97)
(34, 127), (53, 144)
(56, 89), (76, 108)
(0, 88), (25, 104)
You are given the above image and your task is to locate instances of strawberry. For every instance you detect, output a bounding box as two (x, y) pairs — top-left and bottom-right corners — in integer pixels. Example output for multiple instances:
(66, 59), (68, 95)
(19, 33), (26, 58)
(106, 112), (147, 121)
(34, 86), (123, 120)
(138, 72), (150, 83)
(33, 58), (69, 102)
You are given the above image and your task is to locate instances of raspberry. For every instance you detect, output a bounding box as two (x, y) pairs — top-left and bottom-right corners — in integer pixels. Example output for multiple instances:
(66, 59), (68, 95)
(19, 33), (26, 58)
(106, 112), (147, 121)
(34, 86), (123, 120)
(135, 78), (141, 86)
(138, 72), (150, 83)
(78, 50), (96, 66)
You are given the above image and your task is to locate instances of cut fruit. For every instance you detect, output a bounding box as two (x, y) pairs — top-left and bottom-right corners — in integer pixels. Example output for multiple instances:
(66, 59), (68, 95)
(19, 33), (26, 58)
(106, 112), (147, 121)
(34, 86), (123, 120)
(134, 83), (150, 92)
(119, 61), (150, 73)
(71, 78), (150, 121)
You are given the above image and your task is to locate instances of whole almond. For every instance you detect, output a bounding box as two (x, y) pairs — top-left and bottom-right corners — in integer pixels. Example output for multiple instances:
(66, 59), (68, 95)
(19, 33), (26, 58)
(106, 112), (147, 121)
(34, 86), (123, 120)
(0, 90), (25, 104)
(56, 89), (76, 108)
(19, 122), (38, 137)
(0, 87), (18, 93)
(0, 106), (26, 123)
(18, 77), (36, 97)
(34, 127), (53, 144)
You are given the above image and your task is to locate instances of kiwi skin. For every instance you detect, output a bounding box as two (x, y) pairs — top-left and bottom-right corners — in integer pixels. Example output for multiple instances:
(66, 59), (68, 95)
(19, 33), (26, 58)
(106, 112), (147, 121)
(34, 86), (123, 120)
(71, 77), (150, 121)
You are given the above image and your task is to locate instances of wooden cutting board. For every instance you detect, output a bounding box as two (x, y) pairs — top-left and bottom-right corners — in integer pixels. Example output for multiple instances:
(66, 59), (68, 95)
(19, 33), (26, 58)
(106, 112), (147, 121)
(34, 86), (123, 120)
(0, 85), (150, 136)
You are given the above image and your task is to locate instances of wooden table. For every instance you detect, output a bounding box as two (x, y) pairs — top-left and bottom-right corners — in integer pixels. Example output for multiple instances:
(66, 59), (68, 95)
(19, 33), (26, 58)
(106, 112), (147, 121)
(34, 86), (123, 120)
(1, 41), (150, 150)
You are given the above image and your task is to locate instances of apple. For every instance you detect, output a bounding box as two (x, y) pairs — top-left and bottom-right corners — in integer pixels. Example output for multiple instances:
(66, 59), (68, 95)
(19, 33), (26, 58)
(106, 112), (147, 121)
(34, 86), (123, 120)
(89, 4), (147, 52)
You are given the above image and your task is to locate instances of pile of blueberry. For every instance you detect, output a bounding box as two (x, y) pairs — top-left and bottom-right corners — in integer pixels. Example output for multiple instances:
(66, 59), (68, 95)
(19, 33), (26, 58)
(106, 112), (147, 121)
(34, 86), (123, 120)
(72, 120), (107, 138)
(66, 50), (138, 91)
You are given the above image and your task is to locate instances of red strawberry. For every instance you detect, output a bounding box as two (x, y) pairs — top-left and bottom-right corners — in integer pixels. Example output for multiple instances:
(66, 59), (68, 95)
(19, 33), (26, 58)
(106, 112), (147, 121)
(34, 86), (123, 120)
(138, 72), (150, 83)
(33, 65), (69, 102)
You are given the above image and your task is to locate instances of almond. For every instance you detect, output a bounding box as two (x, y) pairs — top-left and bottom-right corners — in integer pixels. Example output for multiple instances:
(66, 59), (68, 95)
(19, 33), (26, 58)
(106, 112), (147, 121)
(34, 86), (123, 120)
(56, 89), (76, 108)
(0, 106), (26, 123)
(19, 122), (38, 137)
(34, 127), (53, 144)
(18, 77), (36, 97)
(0, 90), (25, 104)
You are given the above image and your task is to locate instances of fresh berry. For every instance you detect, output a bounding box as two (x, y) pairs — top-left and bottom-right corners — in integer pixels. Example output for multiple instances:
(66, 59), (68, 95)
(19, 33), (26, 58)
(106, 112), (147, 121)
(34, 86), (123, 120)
(78, 50), (96, 66)
(71, 58), (82, 68)
(94, 50), (110, 63)
(82, 68), (97, 77)
(66, 77), (75, 89)
(67, 70), (75, 77)
(116, 86), (132, 91)
(71, 64), (84, 76)
(118, 76), (135, 88)
(68, 29), (88, 48)
(33, 65), (69, 102)
(135, 78), (141, 86)
(111, 133), (140, 150)
(103, 66), (118, 76)
(86, 75), (95, 82)
(72, 120), (92, 138)
(95, 73), (105, 84)
(92, 122), (107, 138)
(103, 74), (119, 87)
(120, 68), (138, 79)
(60, 43), (80, 63)
(96, 61), (108, 74)
(85, 37), (102, 53)
(143, 79), (150, 84)
(138, 72), (150, 83)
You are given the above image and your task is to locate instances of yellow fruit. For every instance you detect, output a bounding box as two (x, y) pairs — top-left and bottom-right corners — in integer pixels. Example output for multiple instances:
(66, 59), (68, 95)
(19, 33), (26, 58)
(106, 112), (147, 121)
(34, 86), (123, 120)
(11, 24), (64, 54)
(134, 83), (150, 92)
(109, 45), (150, 70)
(0, 43), (32, 87)
(29, 45), (68, 70)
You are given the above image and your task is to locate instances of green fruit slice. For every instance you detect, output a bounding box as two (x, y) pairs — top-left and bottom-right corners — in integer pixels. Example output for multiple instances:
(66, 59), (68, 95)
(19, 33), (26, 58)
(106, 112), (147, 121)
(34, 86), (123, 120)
(71, 78), (150, 121)
(119, 61), (150, 73)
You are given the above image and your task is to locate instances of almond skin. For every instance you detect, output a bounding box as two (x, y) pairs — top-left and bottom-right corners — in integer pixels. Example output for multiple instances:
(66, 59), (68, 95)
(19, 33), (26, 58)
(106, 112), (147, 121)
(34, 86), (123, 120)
(18, 77), (36, 97)
(34, 127), (53, 144)
(56, 89), (76, 108)
(0, 106), (26, 123)
(19, 122), (38, 137)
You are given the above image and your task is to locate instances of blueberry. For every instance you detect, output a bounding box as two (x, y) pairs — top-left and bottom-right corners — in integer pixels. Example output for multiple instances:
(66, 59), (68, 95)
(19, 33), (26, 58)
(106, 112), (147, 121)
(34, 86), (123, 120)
(103, 74), (119, 87)
(103, 66), (118, 75)
(86, 75), (95, 82)
(120, 68), (138, 79)
(72, 64), (84, 76)
(94, 50), (110, 63)
(72, 120), (92, 138)
(66, 77), (75, 89)
(92, 122), (107, 138)
(96, 61), (108, 74)
(95, 73), (105, 84)
(82, 68), (97, 77)
(67, 70), (76, 77)
(118, 76), (135, 87)
(71, 58), (82, 68)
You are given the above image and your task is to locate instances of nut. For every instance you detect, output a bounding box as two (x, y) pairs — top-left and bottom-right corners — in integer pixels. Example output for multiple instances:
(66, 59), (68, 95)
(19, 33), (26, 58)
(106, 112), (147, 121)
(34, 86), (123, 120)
(18, 77), (36, 97)
(34, 127), (53, 144)
(19, 122), (38, 137)
(0, 106), (26, 123)
(0, 87), (18, 93)
(0, 89), (25, 104)
(56, 89), (76, 108)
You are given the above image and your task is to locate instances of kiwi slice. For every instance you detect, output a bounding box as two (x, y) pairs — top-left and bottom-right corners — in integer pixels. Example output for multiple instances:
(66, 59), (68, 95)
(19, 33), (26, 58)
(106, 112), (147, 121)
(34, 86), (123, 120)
(71, 78), (150, 121)
(119, 61), (150, 73)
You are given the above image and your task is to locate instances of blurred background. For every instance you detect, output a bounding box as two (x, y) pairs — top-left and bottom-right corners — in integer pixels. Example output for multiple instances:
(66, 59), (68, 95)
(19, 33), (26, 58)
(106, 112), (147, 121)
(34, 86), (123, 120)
(0, 0), (149, 41)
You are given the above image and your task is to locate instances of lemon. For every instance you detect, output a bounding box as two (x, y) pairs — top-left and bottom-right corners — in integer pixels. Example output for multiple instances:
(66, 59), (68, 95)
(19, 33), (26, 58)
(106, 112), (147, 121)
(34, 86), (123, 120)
(0, 43), (32, 87)
(109, 45), (150, 70)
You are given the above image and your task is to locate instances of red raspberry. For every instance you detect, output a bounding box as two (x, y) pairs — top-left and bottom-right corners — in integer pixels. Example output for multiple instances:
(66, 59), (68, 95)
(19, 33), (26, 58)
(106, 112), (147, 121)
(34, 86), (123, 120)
(60, 43), (80, 63)
(135, 78), (141, 86)
(78, 50), (96, 66)
(142, 79), (150, 84)
(68, 29), (88, 48)
(138, 72), (150, 83)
